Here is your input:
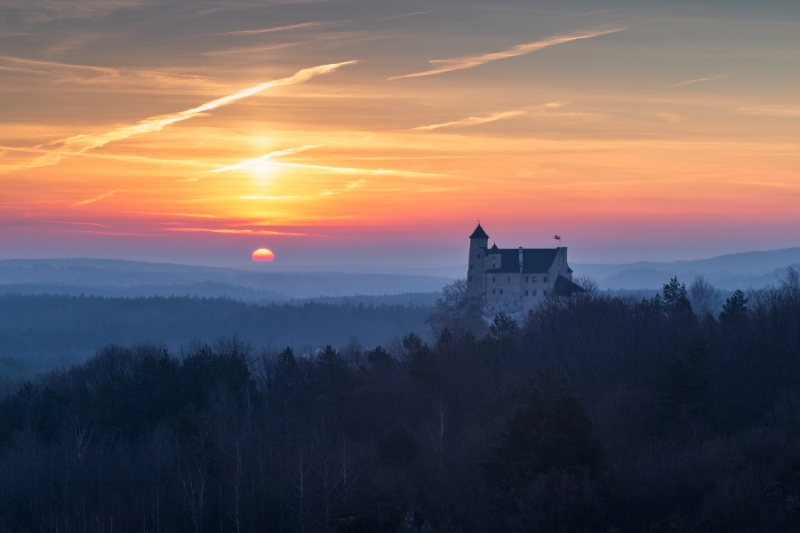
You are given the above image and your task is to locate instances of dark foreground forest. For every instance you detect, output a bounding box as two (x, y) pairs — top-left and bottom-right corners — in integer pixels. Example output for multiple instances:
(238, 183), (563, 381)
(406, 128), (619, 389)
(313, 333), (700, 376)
(2, 273), (800, 532)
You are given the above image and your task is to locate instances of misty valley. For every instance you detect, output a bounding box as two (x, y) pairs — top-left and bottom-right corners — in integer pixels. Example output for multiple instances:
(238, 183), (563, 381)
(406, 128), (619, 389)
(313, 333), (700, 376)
(1, 271), (800, 532)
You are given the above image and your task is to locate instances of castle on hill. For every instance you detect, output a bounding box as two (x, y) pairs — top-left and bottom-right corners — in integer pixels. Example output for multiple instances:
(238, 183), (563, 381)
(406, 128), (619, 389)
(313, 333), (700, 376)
(465, 223), (579, 317)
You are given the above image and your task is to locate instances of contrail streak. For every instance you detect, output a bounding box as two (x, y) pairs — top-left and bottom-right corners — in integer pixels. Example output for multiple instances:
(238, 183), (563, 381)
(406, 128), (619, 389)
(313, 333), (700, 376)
(219, 21), (343, 36)
(0, 55), (116, 75)
(210, 145), (320, 173)
(24, 61), (357, 170)
(414, 110), (526, 131)
(662, 74), (728, 88)
(73, 190), (124, 206)
(389, 28), (627, 80)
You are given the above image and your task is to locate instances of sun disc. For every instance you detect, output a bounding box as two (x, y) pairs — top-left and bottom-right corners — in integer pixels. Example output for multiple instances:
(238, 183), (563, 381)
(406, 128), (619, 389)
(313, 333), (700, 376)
(252, 248), (275, 262)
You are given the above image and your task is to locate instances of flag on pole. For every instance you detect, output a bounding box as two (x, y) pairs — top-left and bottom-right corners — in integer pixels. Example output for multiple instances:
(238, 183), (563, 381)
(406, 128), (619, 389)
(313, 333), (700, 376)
(554, 235), (561, 240)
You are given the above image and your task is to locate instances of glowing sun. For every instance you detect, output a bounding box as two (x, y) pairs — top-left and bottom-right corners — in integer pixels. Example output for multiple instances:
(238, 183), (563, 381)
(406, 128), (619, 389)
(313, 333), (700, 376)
(251, 248), (275, 262)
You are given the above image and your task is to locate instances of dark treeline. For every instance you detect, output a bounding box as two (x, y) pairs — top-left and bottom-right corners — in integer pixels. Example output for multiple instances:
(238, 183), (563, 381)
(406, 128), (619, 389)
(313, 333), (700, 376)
(0, 294), (430, 368)
(2, 272), (800, 532)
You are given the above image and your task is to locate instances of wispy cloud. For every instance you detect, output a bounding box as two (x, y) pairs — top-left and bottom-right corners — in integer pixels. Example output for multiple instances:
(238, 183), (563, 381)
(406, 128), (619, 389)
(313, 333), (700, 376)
(414, 110), (526, 131)
(273, 162), (443, 179)
(389, 27), (627, 80)
(0, 144), (217, 169)
(140, 212), (218, 218)
(44, 221), (109, 227)
(318, 180), (366, 197)
(210, 145), (319, 174)
(739, 106), (800, 118)
(202, 41), (305, 57)
(73, 190), (124, 206)
(0, 55), (117, 80)
(219, 21), (344, 36)
(20, 61), (357, 171)
(413, 102), (602, 131)
(381, 11), (432, 20)
(238, 196), (299, 201)
(662, 74), (729, 89)
(162, 227), (321, 236)
(0, 55), (223, 89)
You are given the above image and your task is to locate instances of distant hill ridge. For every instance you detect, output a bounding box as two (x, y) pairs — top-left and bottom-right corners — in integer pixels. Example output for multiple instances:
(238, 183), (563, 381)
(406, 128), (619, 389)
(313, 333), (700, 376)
(0, 258), (454, 300)
(2, 247), (800, 295)
(574, 247), (800, 290)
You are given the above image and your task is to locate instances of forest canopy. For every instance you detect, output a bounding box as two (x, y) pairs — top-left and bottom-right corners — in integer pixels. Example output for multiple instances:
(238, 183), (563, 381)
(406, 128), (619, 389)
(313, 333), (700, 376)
(1, 272), (800, 532)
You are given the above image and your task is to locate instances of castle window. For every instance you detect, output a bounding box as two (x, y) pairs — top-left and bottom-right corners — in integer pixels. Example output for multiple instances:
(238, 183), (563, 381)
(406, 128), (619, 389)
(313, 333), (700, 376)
(492, 277), (496, 283)
(528, 310), (533, 317)
(507, 277), (510, 283)
(500, 289), (503, 294)
(532, 290), (537, 296)
(525, 290), (529, 296)
(544, 290), (548, 296)
(476, 253), (481, 259)
(525, 276), (528, 282)
(492, 289), (496, 294)
(470, 264), (473, 270)
(468, 276), (472, 281)
(544, 276), (548, 283)
(532, 276), (537, 282)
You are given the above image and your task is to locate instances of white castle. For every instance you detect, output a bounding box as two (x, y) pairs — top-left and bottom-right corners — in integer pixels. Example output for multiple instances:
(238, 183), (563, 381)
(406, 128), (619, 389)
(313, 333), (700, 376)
(465, 223), (578, 317)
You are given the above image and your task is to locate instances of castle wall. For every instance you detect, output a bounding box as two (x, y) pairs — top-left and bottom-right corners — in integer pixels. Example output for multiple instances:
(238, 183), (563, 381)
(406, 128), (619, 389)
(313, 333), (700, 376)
(485, 271), (554, 312)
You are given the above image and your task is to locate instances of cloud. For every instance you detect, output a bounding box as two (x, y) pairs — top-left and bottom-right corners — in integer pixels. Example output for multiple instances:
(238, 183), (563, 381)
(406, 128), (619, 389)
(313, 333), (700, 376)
(140, 212), (218, 218)
(73, 190), (124, 206)
(162, 227), (320, 236)
(210, 145), (320, 174)
(413, 102), (600, 131)
(318, 179), (366, 197)
(44, 221), (109, 227)
(739, 106), (800, 118)
(0, 55), (117, 80)
(0, 55), (224, 89)
(414, 110), (526, 131)
(381, 11), (432, 20)
(219, 21), (344, 36)
(20, 61), (357, 171)
(273, 162), (443, 179)
(389, 27), (627, 80)
(662, 74), (729, 88)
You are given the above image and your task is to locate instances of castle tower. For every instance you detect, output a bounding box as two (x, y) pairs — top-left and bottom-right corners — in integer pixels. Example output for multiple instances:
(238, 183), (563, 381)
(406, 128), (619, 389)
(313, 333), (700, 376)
(466, 223), (489, 299)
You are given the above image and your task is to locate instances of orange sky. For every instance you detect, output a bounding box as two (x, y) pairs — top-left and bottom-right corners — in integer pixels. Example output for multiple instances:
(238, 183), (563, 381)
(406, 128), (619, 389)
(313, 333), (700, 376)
(1, 0), (799, 269)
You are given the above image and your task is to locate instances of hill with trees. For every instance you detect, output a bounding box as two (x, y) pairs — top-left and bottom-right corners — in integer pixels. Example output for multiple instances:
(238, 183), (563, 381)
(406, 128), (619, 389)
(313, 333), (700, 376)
(1, 272), (800, 531)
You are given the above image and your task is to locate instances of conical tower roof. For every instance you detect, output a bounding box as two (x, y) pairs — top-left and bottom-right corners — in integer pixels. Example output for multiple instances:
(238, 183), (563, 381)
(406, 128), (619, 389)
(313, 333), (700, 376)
(469, 223), (489, 239)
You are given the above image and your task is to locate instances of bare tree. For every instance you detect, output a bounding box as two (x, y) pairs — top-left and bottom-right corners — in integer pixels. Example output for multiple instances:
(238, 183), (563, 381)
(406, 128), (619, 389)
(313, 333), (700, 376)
(689, 276), (722, 319)
(427, 279), (485, 338)
(182, 469), (206, 533)
(427, 403), (446, 479)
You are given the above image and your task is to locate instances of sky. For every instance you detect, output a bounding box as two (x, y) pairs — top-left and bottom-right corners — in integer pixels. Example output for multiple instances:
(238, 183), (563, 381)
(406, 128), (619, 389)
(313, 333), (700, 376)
(1, 0), (799, 271)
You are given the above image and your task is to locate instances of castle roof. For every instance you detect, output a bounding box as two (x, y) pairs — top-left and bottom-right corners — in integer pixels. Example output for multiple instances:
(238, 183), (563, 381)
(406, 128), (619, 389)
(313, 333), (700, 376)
(485, 248), (560, 274)
(469, 224), (489, 239)
(553, 274), (584, 295)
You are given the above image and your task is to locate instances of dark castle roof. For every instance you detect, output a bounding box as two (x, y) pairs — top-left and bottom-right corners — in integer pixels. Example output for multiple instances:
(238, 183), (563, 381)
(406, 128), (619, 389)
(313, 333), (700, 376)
(469, 224), (489, 239)
(553, 275), (585, 295)
(485, 248), (559, 274)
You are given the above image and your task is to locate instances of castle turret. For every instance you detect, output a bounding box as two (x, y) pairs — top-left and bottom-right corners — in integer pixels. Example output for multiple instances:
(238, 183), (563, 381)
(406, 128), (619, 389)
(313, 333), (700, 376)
(466, 223), (489, 299)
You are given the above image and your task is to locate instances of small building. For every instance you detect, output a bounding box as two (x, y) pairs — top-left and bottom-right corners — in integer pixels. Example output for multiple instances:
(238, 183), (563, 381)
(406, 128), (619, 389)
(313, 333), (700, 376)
(465, 223), (579, 317)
